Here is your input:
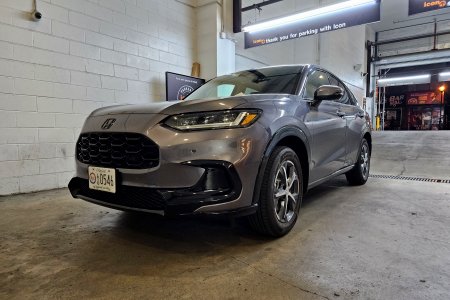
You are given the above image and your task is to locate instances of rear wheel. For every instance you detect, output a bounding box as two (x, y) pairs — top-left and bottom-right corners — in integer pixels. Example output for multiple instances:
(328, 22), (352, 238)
(345, 138), (370, 186)
(248, 146), (303, 237)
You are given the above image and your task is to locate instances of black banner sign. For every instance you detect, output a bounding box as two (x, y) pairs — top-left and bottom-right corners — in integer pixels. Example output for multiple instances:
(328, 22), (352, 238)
(244, 2), (380, 49)
(409, 0), (450, 15)
(165, 72), (205, 101)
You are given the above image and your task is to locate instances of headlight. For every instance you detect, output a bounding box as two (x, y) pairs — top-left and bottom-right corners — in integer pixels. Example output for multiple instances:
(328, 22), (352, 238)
(164, 110), (261, 131)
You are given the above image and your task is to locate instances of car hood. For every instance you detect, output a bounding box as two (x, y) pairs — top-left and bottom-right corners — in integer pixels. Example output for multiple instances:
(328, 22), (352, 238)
(89, 94), (292, 116)
(90, 97), (246, 116)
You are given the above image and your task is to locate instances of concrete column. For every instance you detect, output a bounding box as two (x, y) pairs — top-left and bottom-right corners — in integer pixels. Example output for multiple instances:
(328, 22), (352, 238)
(196, 0), (236, 79)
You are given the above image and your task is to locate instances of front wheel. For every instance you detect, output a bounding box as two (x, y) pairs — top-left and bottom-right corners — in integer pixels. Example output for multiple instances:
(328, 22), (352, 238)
(345, 138), (370, 186)
(248, 146), (303, 237)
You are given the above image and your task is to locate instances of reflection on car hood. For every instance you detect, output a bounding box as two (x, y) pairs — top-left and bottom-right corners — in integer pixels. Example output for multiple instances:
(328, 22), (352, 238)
(89, 94), (292, 116)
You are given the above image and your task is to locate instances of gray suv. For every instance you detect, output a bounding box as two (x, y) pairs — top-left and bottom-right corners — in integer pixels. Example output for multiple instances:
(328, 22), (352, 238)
(69, 65), (371, 237)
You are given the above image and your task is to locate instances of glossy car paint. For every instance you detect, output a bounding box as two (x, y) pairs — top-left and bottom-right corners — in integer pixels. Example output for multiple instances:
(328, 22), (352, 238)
(69, 64), (371, 215)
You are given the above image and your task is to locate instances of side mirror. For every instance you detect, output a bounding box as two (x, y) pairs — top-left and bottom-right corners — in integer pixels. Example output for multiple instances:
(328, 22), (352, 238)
(312, 85), (344, 105)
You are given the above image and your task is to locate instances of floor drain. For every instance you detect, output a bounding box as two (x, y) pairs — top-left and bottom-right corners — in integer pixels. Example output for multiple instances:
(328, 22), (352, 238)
(370, 174), (450, 184)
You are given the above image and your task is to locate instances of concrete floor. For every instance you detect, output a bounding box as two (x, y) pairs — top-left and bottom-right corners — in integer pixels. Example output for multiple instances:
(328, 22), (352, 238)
(1, 131), (450, 299)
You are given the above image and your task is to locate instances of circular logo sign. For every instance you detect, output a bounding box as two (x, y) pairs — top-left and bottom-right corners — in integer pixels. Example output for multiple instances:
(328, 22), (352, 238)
(89, 172), (96, 184)
(177, 85), (194, 100)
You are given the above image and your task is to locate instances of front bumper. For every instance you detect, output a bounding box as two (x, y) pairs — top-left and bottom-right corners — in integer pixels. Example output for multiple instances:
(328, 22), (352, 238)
(68, 116), (269, 216)
(69, 160), (257, 216)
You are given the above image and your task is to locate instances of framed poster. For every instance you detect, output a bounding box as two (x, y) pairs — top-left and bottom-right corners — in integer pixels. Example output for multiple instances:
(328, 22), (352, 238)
(165, 72), (205, 101)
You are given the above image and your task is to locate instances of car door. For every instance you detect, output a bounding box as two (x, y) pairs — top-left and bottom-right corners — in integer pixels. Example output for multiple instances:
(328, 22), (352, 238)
(336, 81), (367, 166)
(303, 70), (347, 183)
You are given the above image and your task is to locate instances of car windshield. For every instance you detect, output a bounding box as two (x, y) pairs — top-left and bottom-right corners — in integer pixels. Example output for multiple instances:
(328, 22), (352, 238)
(185, 66), (302, 100)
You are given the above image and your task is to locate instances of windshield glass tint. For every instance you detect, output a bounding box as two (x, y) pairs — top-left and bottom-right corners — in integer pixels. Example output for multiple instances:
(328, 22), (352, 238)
(185, 67), (301, 100)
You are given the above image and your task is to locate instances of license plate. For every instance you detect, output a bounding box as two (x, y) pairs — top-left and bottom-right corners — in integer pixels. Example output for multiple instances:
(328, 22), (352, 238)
(88, 166), (116, 193)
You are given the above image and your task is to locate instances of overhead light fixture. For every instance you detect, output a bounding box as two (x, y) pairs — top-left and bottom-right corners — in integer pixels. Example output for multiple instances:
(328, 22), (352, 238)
(439, 71), (450, 81)
(243, 0), (377, 33)
(439, 71), (450, 76)
(377, 74), (431, 87)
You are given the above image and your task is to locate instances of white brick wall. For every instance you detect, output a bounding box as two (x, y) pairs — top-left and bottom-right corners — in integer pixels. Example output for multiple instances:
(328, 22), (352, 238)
(0, 0), (196, 195)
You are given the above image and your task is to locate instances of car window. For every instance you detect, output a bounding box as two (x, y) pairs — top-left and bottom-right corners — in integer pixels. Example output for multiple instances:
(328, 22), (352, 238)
(185, 67), (302, 100)
(303, 70), (330, 99)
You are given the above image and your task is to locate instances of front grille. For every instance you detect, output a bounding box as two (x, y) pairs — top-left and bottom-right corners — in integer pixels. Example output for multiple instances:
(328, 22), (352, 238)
(75, 178), (166, 211)
(77, 132), (159, 169)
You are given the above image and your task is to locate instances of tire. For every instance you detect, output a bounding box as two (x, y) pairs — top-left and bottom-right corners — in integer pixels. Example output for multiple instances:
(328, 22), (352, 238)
(248, 146), (303, 237)
(345, 138), (370, 186)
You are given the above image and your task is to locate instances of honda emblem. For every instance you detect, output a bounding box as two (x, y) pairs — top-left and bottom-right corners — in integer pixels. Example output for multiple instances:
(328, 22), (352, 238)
(101, 118), (116, 130)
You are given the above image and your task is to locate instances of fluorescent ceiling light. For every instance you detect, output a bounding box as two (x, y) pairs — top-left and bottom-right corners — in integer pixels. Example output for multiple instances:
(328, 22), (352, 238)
(243, 0), (376, 33)
(377, 75), (430, 83)
(439, 71), (450, 77)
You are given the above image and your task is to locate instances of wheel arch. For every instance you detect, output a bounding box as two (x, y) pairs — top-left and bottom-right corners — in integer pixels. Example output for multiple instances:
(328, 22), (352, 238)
(252, 127), (310, 205)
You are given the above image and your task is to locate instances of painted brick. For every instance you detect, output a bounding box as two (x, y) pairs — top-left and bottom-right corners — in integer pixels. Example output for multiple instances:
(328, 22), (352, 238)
(127, 54), (150, 70)
(84, 2), (113, 22)
(71, 71), (101, 88)
(138, 46), (159, 60)
(39, 1), (69, 23)
(69, 11), (100, 32)
(52, 21), (85, 42)
(13, 16), (52, 35)
(128, 80), (150, 94)
(33, 32), (70, 54)
(126, 4), (149, 21)
(0, 59), (34, 79)
(56, 143), (76, 158)
(86, 87), (115, 102)
(149, 60), (168, 73)
(101, 76), (128, 91)
(14, 45), (87, 72)
(55, 114), (86, 128)
(16, 112), (55, 128)
(51, 0), (86, 13)
(100, 22), (126, 39)
(0, 128), (38, 144)
(37, 97), (72, 113)
(0, 6), (13, 24)
(148, 36), (169, 52)
(15, 78), (54, 97)
(0, 178), (20, 195)
(0, 75), (14, 94)
(0, 160), (39, 179)
(86, 59), (115, 76)
(0, 93), (37, 111)
(19, 144), (56, 160)
(101, 49), (127, 65)
(35, 66), (70, 84)
(70, 41), (101, 60)
(126, 29), (149, 46)
(19, 174), (58, 193)
(114, 39), (139, 55)
(159, 51), (179, 65)
(0, 145), (19, 161)
(98, 0), (126, 13)
(73, 100), (102, 114)
(137, 21), (158, 37)
(53, 83), (87, 100)
(39, 128), (74, 143)
(114, 65), (139, 80)
(139, 70), (159, 82)
(113, 12), (137, 30)
(0, 41), (13, 59)
(39, 157), (74, 174)
(86, 31), (114, 49)
(0, 23), (33, 46)
(57, 171), (74, 188)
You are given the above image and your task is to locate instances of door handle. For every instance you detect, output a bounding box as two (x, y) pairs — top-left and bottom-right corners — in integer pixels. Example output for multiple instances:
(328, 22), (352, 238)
(336, 110), (346, 118)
